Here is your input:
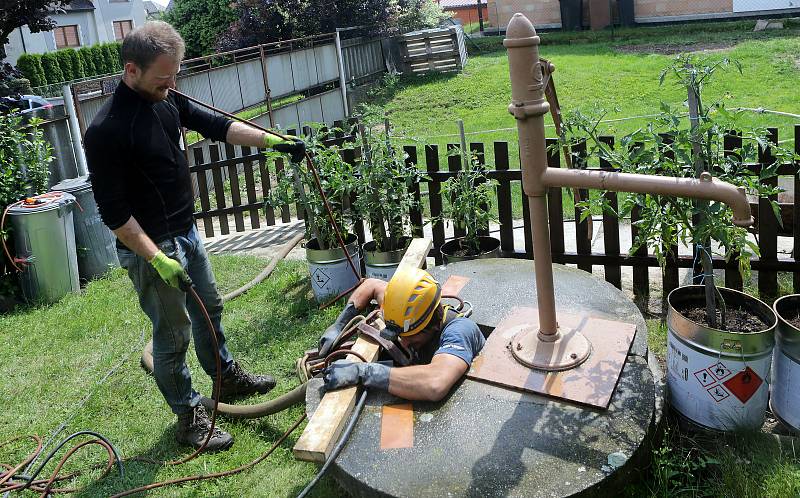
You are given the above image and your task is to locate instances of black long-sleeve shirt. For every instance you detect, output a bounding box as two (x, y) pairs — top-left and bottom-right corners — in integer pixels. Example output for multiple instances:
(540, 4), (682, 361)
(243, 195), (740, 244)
(85, 81), (232, 248)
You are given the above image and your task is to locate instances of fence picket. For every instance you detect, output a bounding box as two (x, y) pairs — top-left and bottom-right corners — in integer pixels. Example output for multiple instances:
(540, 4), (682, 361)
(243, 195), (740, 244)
(659, 134), (679, 295)
(404, 145), (424, 238)
(426, 145), (445, 264)
(274, 158), (292, 223)
(495, 142), (514, 253)
(240, 146), (261, 229)
(209, 145), (230, 235)
(225, 144), (246, 232)
(795, 125), (800, 293)
(572, 140), (591, 272)
(758, 128), (779, 299)
(470, 142), (490, 237)
(546, 138), (563, 258)
(259, 156), (276, 226)
(599, 136), (621, 289)
(192, 147), (214, 237)
(723, 132), (743, 291)
(447, 144), (466, 239)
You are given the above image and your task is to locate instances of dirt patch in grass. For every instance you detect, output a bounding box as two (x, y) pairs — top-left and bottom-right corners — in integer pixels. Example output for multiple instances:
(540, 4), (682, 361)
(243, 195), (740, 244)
(615, 41), (736, 55)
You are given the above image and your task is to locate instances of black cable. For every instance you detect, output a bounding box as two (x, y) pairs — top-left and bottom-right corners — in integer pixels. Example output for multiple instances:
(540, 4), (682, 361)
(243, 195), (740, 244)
(296, 389), (368, 498)
(11, 431), (124, 494)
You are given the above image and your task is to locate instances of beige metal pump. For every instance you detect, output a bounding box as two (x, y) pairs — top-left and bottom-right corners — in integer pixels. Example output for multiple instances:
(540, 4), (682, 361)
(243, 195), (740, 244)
(505, 13), (753, 372)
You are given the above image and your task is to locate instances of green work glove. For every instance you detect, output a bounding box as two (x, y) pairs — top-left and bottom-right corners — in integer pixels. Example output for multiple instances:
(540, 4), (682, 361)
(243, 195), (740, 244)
(263, 133), (297, 148)
(149, 250), (190, 290)
(265, 134), (306, 163)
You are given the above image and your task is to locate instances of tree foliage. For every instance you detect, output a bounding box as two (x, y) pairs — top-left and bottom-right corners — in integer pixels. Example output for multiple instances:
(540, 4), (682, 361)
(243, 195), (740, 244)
(163, 0), (236, 58)
(15, 54), (46, 88)
(218, 0), (394, 51)
(40, 52), (63, 85)
(0, 0), (73, 57)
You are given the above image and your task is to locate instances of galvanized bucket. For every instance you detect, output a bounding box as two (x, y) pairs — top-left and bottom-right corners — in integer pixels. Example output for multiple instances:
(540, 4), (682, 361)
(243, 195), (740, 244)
(363, 238), (410, 281)
(8, 192), (80, 304)
(51, 176), (119, 281)
(770, 294), (800, 433)
(305, 234), (362, 302)
(666, 285), (776, 431)
(441, 236), (500, 264)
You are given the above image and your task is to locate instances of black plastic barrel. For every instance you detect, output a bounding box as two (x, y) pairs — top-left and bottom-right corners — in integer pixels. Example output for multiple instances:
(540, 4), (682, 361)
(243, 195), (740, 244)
(618, 0), (635, 27)
(559, 0), (583, 31)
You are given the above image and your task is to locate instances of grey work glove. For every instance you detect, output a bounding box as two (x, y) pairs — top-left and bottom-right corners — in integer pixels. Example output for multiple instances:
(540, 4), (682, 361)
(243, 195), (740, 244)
(319, 302), (360, 357)
(323, 360), (391, 391)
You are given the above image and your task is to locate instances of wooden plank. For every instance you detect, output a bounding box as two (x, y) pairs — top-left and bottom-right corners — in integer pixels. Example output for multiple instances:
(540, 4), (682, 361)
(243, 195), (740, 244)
(294, 238), (431, 463)
(274, 158), (291, 223)
(522, 188), (533, 258)
(572, 139), (591, 273)
(659, 134), (679, 295)
(631, 204), (649, 296)
(447, 144), (466, 239)
(241, 146), (260, 229)
(426, 145), (445, 264)
(495, 142), (514, 253)
(758, 128), (779, 299)
(225, 144), (246, 232)
(724, 132), (743, 291)
(192, 147), (215, 238)
(599, 136), (621, 289)
(259, 156), (276, 226)
(209, 145), (230, 235)
(404, 146), (424, 238)
(546, 138), (564, 257)
(470, 142), (490, 237)
(795, 125), (800, 293)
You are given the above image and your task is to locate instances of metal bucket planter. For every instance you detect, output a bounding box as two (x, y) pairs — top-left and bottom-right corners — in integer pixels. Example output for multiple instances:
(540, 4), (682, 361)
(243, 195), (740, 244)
(666, 285), (776, 431)
(770, 295), (800, 433)
(363, 237), (411, 281)
(440, 236), (500, 264)
(305, 234), (362, 302)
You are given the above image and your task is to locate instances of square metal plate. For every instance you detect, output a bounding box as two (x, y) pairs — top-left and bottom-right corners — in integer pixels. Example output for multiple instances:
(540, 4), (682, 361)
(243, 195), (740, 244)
(467, 307), (637, 409)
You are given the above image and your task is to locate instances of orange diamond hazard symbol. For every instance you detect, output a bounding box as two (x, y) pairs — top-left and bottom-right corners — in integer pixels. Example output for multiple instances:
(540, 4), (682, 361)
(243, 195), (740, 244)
(722, 367), (762, 404)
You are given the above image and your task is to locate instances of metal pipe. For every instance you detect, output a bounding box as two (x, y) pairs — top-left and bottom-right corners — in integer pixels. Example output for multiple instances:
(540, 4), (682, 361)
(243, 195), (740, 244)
(542, 169), (753, 227)
(505, 13), (753, 361)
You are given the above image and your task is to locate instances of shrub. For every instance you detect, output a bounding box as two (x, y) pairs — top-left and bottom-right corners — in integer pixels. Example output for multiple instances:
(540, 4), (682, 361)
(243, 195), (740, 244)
(77, 47), (96, 76)
(40, 52), (64, 85)
(68, 49), (84, 80)
(55, 49), (74, 81)
(91, 45), (107, 74)
(101, 44), (119, 73)
(16, 54), (46, 88)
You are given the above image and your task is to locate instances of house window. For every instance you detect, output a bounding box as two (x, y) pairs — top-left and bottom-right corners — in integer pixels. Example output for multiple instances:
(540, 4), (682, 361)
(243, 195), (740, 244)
(54, 25), (81, 49)
(113, 20), (134, 41)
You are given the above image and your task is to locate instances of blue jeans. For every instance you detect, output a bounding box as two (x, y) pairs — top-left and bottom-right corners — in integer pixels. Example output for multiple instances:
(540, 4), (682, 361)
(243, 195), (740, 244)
(117, 225), (234, 415)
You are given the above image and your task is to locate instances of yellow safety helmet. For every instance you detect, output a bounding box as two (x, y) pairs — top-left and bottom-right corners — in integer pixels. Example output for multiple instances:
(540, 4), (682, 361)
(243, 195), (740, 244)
(383, 268), (441, 337)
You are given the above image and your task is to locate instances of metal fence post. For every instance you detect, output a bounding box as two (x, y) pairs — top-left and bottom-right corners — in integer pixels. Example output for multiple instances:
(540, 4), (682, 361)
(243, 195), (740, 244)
(335, 30), (349, 117)
(62, 84), (88, 176)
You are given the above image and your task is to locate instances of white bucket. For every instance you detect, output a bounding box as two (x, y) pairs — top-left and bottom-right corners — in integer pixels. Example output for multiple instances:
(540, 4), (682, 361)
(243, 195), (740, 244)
(363, 239), (408, 282)
(770, 295), (800, 433)
(666, 285), (776, 431)
(305, 235), (361, 302)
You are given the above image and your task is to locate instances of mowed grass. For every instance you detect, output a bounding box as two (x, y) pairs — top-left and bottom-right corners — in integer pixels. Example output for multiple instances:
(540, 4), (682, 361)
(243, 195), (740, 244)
(0, 256), (346, 497)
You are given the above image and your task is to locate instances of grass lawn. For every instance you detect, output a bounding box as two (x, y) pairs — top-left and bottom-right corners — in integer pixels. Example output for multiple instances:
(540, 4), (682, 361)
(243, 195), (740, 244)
(2, 254), (800, 496)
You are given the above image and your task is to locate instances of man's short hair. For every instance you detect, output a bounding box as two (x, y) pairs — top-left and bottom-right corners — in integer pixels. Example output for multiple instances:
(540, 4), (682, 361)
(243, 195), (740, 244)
(120, 21), (185, 69)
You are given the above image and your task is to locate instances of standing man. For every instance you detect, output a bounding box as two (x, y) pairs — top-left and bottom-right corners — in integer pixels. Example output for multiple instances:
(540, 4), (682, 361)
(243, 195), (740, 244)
(84, 21), (305, 452)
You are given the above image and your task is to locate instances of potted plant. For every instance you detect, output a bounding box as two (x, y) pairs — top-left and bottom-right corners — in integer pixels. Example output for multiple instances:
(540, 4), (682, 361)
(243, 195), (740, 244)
(438, 148), (500, 263)
(0, 110), (53, 311)
(267, 126), (361, 302)
(560, 56), (796, 431)
(353, 121), (423, 280)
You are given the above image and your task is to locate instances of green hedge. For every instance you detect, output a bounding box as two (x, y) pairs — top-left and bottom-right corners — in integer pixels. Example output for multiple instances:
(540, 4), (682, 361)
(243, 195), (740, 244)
(55, 50), (74, 81)
(15, 42), (122, 88)
(16, 54), (46, 88)
(77, 47), (96, 77)
(40, 52), (63, 85)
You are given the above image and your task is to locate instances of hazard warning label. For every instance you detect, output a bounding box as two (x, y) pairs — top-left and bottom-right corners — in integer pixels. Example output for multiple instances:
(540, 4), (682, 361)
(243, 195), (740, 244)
(707, 384), (731, 403)
(723, 367), (763, 403)
(311, 267), (331, 289)
(709, 362), (732, 381)
(694, 368), (716, 387)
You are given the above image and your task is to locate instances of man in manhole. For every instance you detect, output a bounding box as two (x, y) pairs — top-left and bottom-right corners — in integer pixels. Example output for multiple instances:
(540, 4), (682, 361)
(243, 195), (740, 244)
(84, 21), (305, 451)
(320, 268), (485, 401)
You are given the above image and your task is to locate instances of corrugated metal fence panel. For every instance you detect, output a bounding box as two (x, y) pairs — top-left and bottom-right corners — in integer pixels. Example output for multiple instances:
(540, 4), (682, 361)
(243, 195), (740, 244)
(342, 38), (385, 83)
(238, 59), (268, 108)
(314, 43), (340, 82)
(78, 94), (112, 128)
(207, 64), (245, 113)
(290, 47), (320, 93)
(178, 72), (214, 108)
(266, 52), (297, 99)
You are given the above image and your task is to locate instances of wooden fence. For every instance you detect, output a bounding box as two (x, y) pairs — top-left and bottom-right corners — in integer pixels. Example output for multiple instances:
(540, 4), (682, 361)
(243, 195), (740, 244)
(189, 124), (800, 299)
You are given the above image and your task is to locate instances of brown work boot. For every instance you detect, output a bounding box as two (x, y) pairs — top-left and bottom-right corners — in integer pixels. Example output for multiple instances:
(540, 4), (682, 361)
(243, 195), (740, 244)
(212, 361), (276, 402)
(175, 405), (233, 451)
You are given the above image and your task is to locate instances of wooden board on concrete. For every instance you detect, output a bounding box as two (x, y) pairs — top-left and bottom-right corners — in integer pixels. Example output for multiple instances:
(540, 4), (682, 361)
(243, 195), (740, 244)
(293, 238), (432, 463)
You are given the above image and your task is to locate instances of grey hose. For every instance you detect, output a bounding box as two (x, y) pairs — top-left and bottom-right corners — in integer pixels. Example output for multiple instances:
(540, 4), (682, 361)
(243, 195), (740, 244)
(140, 231), (308, 418)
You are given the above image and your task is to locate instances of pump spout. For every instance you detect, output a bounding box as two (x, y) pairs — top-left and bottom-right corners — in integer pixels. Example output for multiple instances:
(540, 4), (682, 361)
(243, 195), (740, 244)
(542, 169), (753, 227)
